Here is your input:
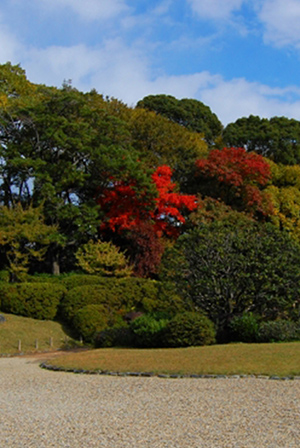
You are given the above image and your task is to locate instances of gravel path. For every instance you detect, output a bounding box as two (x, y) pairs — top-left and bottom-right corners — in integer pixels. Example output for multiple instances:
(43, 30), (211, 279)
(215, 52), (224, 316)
(0, 356), (299, 448)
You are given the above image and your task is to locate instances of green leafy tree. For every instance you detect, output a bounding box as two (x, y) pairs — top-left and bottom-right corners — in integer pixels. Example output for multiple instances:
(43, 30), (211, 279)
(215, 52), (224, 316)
(0, 203), (59, 281)
(223, 115), (300, 165)
(0, 65), (154, 273)
(137, 94), (223, 146)
(128, 107), (208, 185)
(160, 222), (300, 337)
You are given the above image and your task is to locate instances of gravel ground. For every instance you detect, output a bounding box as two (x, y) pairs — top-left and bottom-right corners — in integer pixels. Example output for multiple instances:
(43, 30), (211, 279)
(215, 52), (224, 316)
(0, 356), (299, 448)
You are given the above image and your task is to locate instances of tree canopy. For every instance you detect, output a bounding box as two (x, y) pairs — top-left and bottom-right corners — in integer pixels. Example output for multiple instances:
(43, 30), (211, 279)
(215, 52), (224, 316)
(137, 94), (223, 146)
(223, 115), (300, 165)
(160, 222), (300, 334)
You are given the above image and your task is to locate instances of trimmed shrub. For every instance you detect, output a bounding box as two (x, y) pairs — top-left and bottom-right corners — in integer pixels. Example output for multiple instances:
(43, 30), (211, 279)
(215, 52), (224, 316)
(60, 274), (110, 290)
(0, 282), (66, 320)
(228, 313), (260, 343)
(60, 283), (121, 323)
(73, 305), (110, 342)
(94, 323), (134, 348)
(26, 274), (63, 284)
(164, 312), (216, 347)
(258, 320), (300, 342)
(130, 312), (170, 348)
(60, 277), (186, 327)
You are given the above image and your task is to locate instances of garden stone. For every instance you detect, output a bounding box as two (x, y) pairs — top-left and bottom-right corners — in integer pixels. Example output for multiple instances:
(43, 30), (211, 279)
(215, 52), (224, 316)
(0, 315), (6, 324)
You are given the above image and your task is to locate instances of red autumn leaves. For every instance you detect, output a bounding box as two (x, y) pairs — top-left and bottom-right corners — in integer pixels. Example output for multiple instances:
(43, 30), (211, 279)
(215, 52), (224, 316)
(195, 147), (273, 216)
(98, 147), (272, 239)
(98, 165), (198, 237)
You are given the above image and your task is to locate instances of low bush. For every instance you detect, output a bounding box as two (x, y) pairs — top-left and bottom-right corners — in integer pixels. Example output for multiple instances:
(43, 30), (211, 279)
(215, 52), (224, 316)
(26, 274), (63, 284)
(164, 312), (216, 347)
(60, 283), (121, 323)
(258, 320), (300, 342)
(73, 305), (110, 342)
(94, 323), (134, 348)
(130, 312), (170, 348)
(60, 277), (178, 324)
(228, 313), (260, 343)
(0, 282), (66, 320)
(60, 274), (110, 290)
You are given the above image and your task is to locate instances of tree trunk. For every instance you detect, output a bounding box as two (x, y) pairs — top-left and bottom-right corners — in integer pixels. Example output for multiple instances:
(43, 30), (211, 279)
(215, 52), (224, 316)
(51, 246), (60, 275)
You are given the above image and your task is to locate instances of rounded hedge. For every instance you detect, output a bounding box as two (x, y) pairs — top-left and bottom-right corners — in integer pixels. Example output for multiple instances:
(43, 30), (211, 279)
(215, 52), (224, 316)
(94, 324), (134, 348)
(228, 313), (260, 343)
(164, 312), (216, 347)
(0, 282), (66, 320)
(60, 277), (171, 324)
(73, 305), (110, 342)
(60, 274), (110, 290)
(130, 313), (169, 348)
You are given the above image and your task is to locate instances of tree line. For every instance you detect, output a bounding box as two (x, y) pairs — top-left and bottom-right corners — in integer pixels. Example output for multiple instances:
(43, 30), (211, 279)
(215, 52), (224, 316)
(1, 62), (300, 342)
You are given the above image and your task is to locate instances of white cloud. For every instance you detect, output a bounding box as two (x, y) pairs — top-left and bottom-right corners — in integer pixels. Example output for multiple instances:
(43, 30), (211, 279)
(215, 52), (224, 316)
(0, 21), (22, 63)
(23, 39), (151, 100)
(36, 0), (129, 21)
(23, 42), (300, 126)
(187, 0), (245, 20)
(24, 45), (100, 88)
(258, 0), (300, 48)
(199, 78), (300, 125)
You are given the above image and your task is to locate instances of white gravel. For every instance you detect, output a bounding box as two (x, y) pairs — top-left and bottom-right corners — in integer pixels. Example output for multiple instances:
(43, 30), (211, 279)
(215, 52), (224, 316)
(0, 356), (299, 448)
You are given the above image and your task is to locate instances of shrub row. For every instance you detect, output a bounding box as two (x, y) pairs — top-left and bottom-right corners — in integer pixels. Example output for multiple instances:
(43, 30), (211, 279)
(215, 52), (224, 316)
(229, 313), (300, 343)
(60, 277), (184, 324)
(94, 311), (217, 348)
(0, 282), (66, 320)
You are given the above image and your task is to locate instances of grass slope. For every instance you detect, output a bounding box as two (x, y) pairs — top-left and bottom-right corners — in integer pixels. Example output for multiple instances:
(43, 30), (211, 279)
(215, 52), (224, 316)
(0, 312), (75, 354)
(46, 342), (300, 377)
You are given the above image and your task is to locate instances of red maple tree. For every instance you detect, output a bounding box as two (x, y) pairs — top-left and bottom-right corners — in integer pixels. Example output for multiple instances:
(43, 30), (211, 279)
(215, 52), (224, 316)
(195, 147), (273, 216)
(98, 165), (198, 237)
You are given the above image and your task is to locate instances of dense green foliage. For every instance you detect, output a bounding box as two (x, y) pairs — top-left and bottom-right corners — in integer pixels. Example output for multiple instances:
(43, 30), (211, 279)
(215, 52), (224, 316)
(137, 94), (223, 145)
(0, 282), (66, 320)
(228, 313), (260, 343)
(258, 320), (300, 343)
(94, 324), (134, 348)
(223, 115), (300, 165)
(130, 312), (169, 348)
(161, 222), (300, 339)
(72, 304), (113, 342)
(60, 277), (181, 324)
(164, 312), (216, 347)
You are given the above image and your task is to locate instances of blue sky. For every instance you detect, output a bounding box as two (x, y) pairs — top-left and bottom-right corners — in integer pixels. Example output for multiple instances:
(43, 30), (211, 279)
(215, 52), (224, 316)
(1, 0), (300, 125)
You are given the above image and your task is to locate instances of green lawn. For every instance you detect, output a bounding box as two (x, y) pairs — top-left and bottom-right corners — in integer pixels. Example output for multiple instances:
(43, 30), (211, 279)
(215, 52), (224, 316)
(44, 342), (300, 377)
(0, 312), (76, 354)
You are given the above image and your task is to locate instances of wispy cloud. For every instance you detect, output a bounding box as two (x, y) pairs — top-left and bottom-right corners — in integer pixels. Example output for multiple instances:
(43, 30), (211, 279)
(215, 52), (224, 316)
(199, 77), (300, 125)
(187, 0), (245, 20)
(0, 17), (22, 62)
(258, 0), (300, 48)
(34, 0), (129, 22)
(16, 38), (300, 126)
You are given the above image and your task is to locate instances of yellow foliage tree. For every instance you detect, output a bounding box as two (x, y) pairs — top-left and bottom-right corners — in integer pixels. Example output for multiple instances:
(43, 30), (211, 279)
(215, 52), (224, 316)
(75, 240), (133, 277)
